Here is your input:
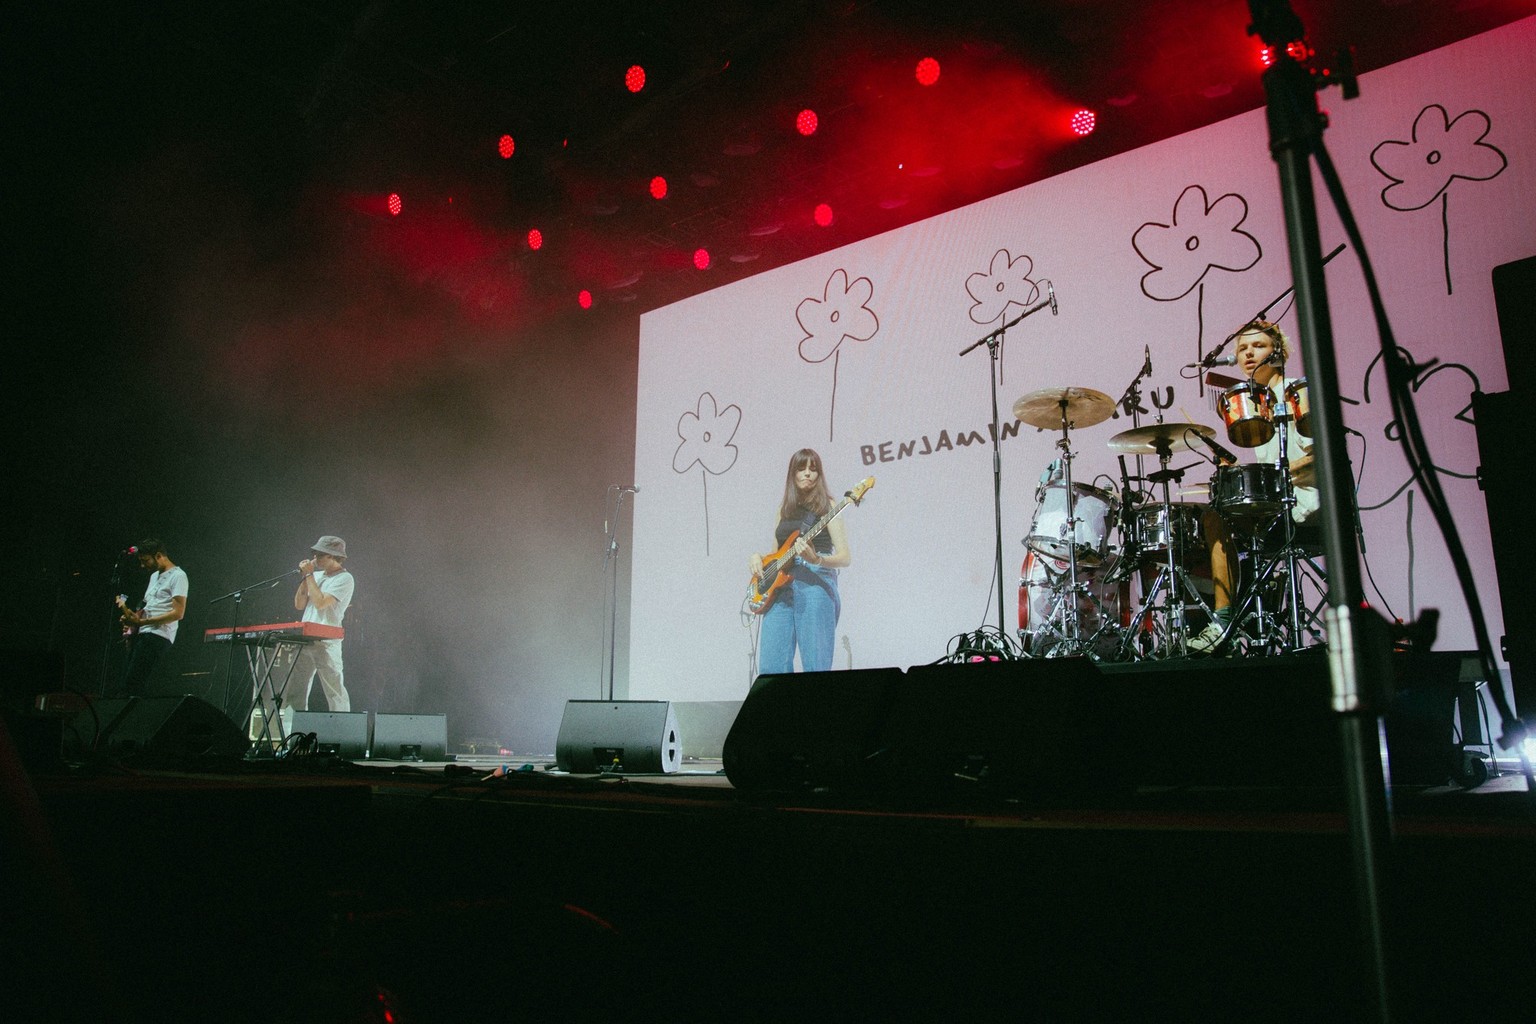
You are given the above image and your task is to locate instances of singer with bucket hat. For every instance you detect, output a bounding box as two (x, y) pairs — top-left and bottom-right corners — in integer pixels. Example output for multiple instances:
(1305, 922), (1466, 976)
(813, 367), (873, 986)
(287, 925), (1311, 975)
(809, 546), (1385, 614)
(286, 535), (355, 712)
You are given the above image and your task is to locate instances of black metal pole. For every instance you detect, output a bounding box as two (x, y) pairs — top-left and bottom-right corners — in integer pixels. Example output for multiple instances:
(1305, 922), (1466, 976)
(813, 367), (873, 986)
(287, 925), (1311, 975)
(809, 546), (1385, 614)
(1254, 10), (1395, 1020)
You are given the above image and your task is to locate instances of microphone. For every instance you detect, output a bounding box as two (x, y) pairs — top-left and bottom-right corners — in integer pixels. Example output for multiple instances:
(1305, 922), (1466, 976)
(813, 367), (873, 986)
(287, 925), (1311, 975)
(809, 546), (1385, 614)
(1193, 431), (1240, 466)
(619, 485), (640, 493)
(1201, 351), (1283, 369)
(1142, 345), (1152, 377)
(122, 545), (139, 555)
(1046, 280), (1058, 316)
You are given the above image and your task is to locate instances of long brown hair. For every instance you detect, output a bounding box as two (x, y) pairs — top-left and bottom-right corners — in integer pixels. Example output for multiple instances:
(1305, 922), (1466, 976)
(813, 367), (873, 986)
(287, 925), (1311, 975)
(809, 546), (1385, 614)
(778, 448), (832, 520)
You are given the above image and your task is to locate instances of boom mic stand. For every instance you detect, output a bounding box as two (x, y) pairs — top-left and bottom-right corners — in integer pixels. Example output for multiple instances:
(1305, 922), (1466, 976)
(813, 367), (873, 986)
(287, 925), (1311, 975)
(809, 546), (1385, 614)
(1248, 3), (1393, 1020)
(959, 283), (1058, 637)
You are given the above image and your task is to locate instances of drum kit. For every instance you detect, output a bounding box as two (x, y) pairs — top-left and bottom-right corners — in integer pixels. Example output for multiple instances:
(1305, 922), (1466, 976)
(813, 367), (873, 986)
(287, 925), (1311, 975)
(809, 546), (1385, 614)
(1014, 373), (1327, 660)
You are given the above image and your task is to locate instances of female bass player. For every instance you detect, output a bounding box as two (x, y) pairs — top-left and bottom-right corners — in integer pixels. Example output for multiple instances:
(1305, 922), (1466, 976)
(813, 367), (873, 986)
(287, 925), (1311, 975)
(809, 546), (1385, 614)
(750, 448), (852, 673)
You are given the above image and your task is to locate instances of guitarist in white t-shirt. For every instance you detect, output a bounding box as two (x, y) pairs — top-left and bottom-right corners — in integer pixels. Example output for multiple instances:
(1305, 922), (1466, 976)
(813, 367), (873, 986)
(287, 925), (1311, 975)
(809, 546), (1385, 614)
(116, 538), (188, 695)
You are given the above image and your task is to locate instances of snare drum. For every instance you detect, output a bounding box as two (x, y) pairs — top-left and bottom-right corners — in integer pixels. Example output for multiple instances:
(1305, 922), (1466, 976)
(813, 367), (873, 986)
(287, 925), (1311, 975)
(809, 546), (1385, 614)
(1217, 380), (1275, 448)
(1127, 502), (1206, 562)
(1284, 378), (1312, 437)
(1211, 463), (1285, 520)
(1026, 479), (1118, 566)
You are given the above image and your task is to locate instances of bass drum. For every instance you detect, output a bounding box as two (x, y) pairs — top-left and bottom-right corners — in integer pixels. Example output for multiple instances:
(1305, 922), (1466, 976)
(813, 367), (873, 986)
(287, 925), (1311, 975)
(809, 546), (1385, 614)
(1018, 550), (1127, 657)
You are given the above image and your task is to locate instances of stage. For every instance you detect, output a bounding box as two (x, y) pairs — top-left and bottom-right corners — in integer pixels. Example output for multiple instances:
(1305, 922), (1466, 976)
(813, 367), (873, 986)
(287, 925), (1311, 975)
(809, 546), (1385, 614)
(7, 656), (1534, 1024)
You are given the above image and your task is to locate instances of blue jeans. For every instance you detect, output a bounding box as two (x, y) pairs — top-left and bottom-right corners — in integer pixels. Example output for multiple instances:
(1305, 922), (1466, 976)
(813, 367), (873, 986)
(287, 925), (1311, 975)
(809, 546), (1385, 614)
(758, 560), (841, 674)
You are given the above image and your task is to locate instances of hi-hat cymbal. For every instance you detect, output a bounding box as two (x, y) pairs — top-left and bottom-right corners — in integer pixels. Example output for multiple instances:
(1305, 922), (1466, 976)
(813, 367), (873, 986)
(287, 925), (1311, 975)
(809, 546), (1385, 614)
(1107, 421), (1216, 455)
(1012, 386), (1116, 430)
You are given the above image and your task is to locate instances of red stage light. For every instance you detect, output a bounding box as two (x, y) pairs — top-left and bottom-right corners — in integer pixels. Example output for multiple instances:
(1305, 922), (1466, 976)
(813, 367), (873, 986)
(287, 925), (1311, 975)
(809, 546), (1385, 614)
(527, 228), (543, 251)
(1260, 41), (1308, 68)
(916, 57), (940, 86)
(694, 248), (710, 270)
(625, 65), (646, 93)
(650, 176), (668, 199)
(813, 203), (834, 227)
(578, 289), (593, 309)
(796, 109), (818, 136)
(498, 134), (515, 159)
(1070, 109), (1096, 136)
(387, 193), (402, 216)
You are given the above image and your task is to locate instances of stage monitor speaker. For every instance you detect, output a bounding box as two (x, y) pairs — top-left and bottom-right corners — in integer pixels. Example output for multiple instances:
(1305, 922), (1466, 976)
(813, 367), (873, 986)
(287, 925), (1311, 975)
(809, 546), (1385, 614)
(370, 713), (447, 761)
(63, 695), (246, 761)
(722, 668), (902, 793)
(292, 710), (371, 759)
(890, 658), (1115, 804)
(556, 700), (682, 774)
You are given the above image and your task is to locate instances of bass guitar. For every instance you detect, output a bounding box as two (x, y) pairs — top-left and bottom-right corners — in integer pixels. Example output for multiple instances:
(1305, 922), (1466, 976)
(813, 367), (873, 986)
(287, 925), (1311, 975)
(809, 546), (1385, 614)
(747, 476), (874, 615)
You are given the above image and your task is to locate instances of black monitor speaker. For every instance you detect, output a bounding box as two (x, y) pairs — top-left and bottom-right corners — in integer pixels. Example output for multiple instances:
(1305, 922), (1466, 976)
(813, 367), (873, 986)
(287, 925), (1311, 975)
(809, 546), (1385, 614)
(63, 696), (246, 761)
(370, 713), (447, 761)
(292, 710), (370, 759)
(555, 700), (682, 774)
(722, 668), (902, 792)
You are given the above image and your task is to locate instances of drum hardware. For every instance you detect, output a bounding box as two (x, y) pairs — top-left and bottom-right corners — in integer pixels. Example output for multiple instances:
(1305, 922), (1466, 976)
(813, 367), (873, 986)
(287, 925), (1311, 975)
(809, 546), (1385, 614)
(1107, 424), (1219, 658)
(1018, 549), (1126, 659)
(1208, 369), (1325, 656)
(1013, 386), (1115, 657)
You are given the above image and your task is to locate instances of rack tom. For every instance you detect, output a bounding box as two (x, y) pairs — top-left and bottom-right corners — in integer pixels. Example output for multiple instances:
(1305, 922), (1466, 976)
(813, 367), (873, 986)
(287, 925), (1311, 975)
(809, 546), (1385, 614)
(1284, 378), (1312, 437)
(1217, 381), (1275, 448)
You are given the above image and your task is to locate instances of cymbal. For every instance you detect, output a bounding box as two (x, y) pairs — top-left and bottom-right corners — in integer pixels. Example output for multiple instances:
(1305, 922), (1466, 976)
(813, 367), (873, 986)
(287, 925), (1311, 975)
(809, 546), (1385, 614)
(1107, 421), (1216, 455)
(1012, 386), (1116, 430)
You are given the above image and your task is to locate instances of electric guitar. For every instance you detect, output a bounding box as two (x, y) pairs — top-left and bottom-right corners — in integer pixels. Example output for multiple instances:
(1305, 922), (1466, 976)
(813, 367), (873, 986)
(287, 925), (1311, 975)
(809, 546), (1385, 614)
(115, 594), (143, 643)
(747, 476), (874, 615)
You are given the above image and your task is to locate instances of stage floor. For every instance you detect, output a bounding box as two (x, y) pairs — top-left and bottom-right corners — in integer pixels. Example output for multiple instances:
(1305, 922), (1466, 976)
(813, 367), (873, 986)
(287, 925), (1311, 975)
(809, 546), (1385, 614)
(11, 743), (1535, 1024)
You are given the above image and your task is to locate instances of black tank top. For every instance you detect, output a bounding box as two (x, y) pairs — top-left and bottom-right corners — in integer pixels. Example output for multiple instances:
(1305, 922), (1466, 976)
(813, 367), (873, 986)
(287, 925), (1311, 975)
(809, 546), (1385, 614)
(775, 506), (833, 555)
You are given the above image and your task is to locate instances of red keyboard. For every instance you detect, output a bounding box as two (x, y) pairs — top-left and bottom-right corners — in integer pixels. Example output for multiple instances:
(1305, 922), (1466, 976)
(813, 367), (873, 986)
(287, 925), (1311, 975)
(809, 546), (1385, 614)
(203, 621), (344, 644)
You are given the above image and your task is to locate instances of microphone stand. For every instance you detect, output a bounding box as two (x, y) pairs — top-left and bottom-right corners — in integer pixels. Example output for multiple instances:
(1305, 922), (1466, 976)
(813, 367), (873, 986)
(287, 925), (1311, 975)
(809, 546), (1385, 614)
(1249, 3), (1393, 1020)
(210, 570), (300, 748)
(1201, 243), (1348, 369)
(960, 288), (1058, 636)
(600, 488), (634, 700)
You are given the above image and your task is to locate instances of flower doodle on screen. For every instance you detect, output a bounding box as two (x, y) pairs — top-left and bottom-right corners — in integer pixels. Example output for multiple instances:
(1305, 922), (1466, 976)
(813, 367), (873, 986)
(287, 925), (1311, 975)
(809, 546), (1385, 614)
(966, 249), (1040, 325)
(1353, 346), (1480, 513)
(1132, 185), (1262, 375)
(795, 268), (879, 442)
(673, 391), (742, 555)
(1370, 104), (1506, 296)
(963, 249), (1041, 387)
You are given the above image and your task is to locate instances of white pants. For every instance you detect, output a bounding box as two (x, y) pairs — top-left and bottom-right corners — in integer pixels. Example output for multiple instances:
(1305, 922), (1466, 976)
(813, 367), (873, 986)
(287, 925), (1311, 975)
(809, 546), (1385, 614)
(284, 639), (349, 712)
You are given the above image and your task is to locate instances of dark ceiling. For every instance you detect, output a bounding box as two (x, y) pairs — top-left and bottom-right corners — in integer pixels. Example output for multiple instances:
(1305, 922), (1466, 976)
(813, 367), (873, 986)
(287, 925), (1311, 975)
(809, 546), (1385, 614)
(14, 1), (1534, 335)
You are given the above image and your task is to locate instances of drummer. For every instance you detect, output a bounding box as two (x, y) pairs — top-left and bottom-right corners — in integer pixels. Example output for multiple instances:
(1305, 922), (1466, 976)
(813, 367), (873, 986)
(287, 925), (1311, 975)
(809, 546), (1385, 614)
(1190, 319), (1319, 652)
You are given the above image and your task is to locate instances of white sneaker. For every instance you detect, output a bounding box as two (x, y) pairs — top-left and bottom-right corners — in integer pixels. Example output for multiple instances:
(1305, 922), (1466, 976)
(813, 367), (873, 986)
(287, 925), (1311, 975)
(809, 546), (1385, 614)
(1187, 621), (1227, 654)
